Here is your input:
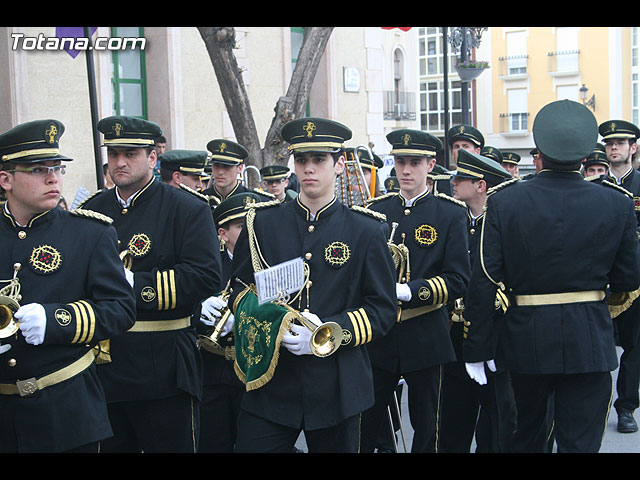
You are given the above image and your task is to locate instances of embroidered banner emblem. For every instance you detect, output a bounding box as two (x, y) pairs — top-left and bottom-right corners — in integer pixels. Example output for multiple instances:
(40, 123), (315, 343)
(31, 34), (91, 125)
(325, 241), (351, 267)
(415, 224), (438, 246)
(128, 233), (152, 257)
(29, 245), (62, 274)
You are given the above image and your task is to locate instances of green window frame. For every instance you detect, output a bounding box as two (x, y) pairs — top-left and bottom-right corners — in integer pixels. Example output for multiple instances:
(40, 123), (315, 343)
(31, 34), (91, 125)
(111, 26), (148, 118)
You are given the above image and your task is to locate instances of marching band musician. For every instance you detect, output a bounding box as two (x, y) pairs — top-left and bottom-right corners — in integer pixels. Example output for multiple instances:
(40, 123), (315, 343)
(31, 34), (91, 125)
(440, 149), (516, 453)
(81, 115), (222, 453)
(360, 129), (471, 453)
(0, 120), (136, 452)
(228, 117), (397, 453)
(259, 164), (297, 202)
(158, 149), (208, 192)
(197, 192), (260, 452)
(463, 100), (640, 452)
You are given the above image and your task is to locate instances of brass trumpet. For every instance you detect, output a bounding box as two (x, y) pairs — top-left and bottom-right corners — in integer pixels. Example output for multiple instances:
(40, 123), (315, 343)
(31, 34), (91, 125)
(0, 263), (22, 339)
(279, 301), (344, 358)
(198, 289), (233, 353)
(388, 222), (411, 321)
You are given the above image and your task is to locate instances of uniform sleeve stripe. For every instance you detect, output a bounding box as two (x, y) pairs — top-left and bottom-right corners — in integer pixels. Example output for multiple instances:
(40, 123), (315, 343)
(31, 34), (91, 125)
(68, 302), (86, 344)
(78, 300), (96, 343)
(358, 307), (372, 344)
(426, 278), (439, 304)
(169, 269), (176, 309)
(162, 270), (170, 310)
(347, 311), (361, 346)
(435, 276), (448, 304)
(156, 271), (163, 310)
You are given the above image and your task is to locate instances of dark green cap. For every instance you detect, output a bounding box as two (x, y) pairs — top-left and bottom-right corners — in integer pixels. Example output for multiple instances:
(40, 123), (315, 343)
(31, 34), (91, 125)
(481, 146), (503, 164)
(158, 149), (208, 174)
(533, 100), (597, 163)
(387, 129), (442, 157)
(447, 124), (485, 149)
(213, 192), (261, 228)
(455, 149), (511, 188)
(282, 117), (352, 154)
(260, 164), (290, 181)
(598, 119), (640, 141)
(584, 143), (609, 168)
(207, 139), (248, 166)
(0, 119), (72, 164)
(384, 176), (400, 192)
(97, 115), (162, 148)
(501, 152), (521, 165)
(345, 147), (383, 170)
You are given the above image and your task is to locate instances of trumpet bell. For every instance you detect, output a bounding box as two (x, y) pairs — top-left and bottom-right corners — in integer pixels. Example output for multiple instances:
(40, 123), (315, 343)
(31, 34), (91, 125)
(0, 295), (20, 339)
(310, 321), (343, 358)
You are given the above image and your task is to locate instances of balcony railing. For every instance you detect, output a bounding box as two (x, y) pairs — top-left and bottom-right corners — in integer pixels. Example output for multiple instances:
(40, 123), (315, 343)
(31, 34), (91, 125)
(384, 91), (416, 121)
(547, 50), (580, 75)
(497, 55), (529, 78)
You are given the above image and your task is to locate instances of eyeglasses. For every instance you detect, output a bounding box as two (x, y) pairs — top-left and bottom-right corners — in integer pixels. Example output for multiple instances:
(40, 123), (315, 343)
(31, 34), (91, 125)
(7, 165), (66, 177)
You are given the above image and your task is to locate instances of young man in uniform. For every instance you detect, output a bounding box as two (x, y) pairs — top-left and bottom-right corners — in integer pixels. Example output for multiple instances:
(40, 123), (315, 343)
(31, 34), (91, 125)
(259, 164), (296, 202)
(583, 144), (609, 179)
(464, 100), (640, 452)
(0, 119), (136, 452)
(158, 149), (208, 192)
(501, 152), (521, 178)
(82, 115), (222, 453)
(599, 119), (640, 434)
(440, 149), (515, 453)
(229, 117), (397, 453)
(360, 129), (471, 453)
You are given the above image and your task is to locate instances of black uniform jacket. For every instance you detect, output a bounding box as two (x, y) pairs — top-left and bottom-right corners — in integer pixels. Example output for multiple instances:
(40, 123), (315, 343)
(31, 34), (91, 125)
(0, 206), (136, 452)
(229, 196), (397, 430)
(463, 170), (640, 374)
(608, 167), (640, 227)
(203, 181), (274, 206)
(366, 190), (471, 372)
(83, 178), (222, 402)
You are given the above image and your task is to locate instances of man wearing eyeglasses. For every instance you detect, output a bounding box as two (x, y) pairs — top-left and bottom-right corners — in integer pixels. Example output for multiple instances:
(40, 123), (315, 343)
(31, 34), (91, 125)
(0, 119), (136, 452)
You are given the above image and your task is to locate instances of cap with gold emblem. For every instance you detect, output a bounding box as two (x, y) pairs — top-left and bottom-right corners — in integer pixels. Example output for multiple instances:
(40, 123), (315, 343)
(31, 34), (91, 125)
(455, 149), (511, 188)
(213, 192), (261, 228)
(598, 119), (640, 141)
(0, 119), (73, 164)
(384, 176), (400, 193)
(481, 146), (503, 164)
(159, 149), (208, 175)
(501, 152), (521, 165)
(447, 124), (485, 149)
(97, 115), (162, 148)
(281, 117), (352, 154)
(260, 164), (290, 181)
(533, 100), (598, 163)
(387, 129), (442, 157)
(583, 143), (609, 168)
(207, 139), (249, 166)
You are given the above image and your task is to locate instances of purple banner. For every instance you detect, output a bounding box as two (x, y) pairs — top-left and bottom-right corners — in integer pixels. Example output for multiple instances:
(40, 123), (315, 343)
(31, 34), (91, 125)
(55, 27), (97, 58)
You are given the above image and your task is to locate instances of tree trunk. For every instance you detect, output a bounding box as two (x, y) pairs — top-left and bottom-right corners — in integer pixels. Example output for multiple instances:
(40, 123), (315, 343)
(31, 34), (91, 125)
(197, 27), (334, 179)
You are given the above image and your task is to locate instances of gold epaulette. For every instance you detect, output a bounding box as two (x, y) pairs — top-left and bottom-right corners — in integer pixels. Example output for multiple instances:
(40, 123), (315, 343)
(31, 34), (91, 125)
(435, 192), (467, 208)
(76, 189), (104, 209)
(428, 174), (452, 181)
(179, 183), (210, 203)
(253, 188), (276, 200)
(208, 195), (221, 206)
(365, 191), (398, 206)
(69, 208), (114, 225)
(351, 204), (387, 222)
(584, 174), (600, 182)
(487, 177), (520, 196)
(601, 179), (633, 198)
(247, 199), (281, 210)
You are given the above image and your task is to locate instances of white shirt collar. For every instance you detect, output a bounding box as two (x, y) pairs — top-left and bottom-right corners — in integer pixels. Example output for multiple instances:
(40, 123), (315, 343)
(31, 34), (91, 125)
(401, 187), (429, 207)
(115, 186), (141, 208)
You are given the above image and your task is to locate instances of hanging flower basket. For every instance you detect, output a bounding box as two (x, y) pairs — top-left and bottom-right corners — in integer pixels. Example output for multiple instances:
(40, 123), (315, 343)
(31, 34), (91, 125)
(455, 60), (489, 82)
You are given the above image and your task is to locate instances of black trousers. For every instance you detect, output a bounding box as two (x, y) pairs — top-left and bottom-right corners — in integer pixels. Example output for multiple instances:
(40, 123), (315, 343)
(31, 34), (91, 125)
(360, 364), (442, 453)
(199, 383), (243, 453)
(234, 409), (361, 453)
(439, 364), (516, 453)
(614, 303), (640, 413)
(509, 371), (612, 453)
(101, 392), (200, 453)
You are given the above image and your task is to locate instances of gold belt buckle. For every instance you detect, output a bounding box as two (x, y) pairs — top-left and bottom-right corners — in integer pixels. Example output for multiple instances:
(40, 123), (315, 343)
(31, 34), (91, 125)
(16, 377), (38, 397)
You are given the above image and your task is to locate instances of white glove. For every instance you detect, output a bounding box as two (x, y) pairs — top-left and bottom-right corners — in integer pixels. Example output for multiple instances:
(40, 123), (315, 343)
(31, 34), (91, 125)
(396, 283), (412, 302)
(123, 267), (134, 288)
(200, 296), (228, 326)
(465, 360), (497, 386)
(15, 303), (47, 346)
(282, 323), (313, 356)
(300, 311), (322, 328)
(220, 313), (235, 337)
(0, 342), (11, 355)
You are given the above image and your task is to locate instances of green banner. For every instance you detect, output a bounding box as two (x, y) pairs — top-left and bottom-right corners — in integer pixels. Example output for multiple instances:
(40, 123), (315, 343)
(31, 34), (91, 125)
(233, 287), (297, 391)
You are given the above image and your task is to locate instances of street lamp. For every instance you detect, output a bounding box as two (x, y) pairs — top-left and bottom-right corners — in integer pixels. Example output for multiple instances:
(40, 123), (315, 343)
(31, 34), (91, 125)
(580, 84), (596, 111)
